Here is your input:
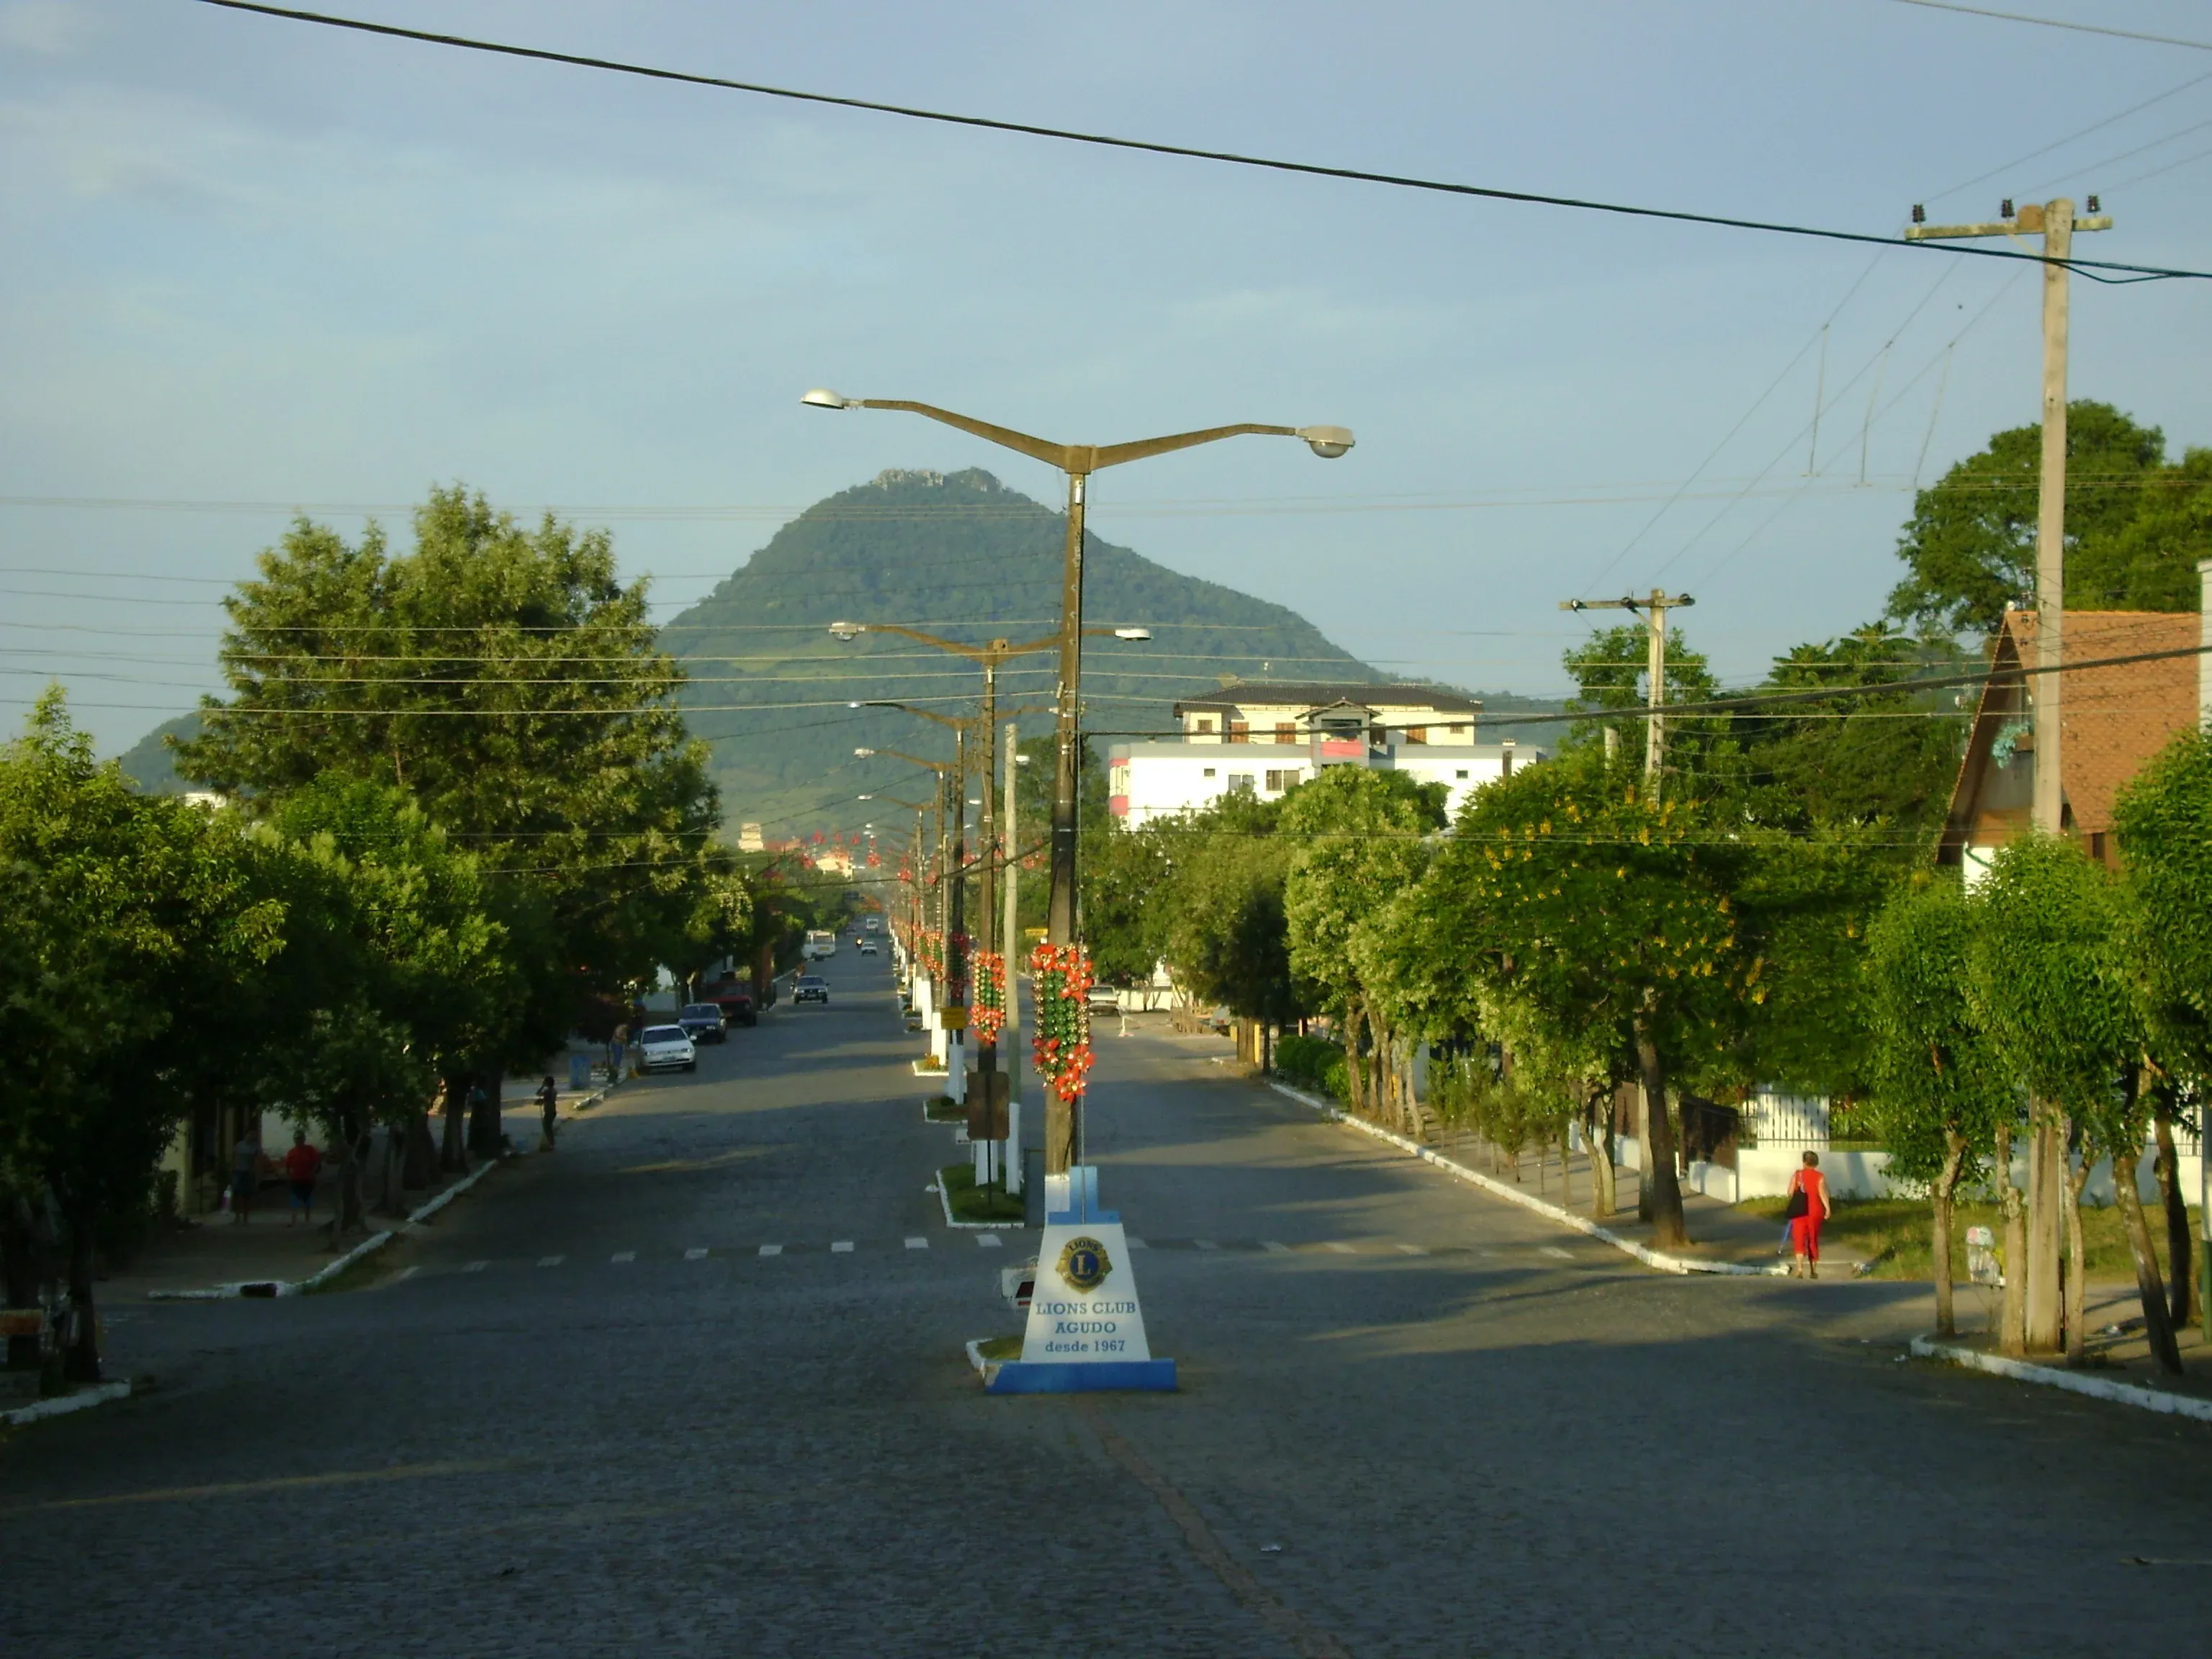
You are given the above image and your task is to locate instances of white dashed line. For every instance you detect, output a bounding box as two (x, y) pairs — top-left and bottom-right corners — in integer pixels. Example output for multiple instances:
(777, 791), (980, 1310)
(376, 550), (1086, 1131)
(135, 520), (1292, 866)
(1126, 1237), (1149, 1249)
(1395, 1244), (1428, 1256)
(1325, 1241), (1357, 1255)
(463, 1261), (488, 1274)
(831, 1241), (855, 1254)
(976, 1234), (1002, 1249)
(1194, 1239), (1219, 1251)
(537, 1255), (565, 1267)
(1539, 1246), (1574, 1260)
(904, 1236), (928, 1250)
(1262, 1241), (1290, 1253)
(758, 1244), (783, 1256)
(392, 1266), (421, 1284)
(685, 1248), (709, 1260)
(612, 1251), (636, 1263)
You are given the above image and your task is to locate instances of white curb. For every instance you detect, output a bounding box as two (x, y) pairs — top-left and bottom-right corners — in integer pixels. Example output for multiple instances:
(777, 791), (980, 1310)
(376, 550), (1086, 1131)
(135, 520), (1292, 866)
(148, 1146), (522, 1300)
(2, 1379), (132, 1427)
(1909, 1335), (2212, 1422)
(936, 1172), (1018, 1232)
(1268, 1081), (1786, 1279)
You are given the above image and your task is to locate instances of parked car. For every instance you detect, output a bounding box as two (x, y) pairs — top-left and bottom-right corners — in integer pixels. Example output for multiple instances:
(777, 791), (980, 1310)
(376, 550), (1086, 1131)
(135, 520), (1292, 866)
(856, 938), (880, 956)
(1086, 984), (1122, 1014)
(678, 1002), (727, 1044)
(637, 1024), (697, 1073)
(713, 986), (757, 1027)
(792, 975), (830, 1005)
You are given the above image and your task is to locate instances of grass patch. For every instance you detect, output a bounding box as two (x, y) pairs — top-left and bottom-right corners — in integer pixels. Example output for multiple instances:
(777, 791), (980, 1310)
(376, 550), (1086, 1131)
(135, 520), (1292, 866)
(923, 1095), (966, 1123)
(1738, 1194), (2205, 1282)
(974, 1334), (1022, 1362)
(939, 1163), (1026, 1225)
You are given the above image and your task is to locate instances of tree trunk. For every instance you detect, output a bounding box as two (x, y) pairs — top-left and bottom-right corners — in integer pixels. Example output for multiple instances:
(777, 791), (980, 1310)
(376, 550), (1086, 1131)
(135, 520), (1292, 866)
(1995, 1121), (2027, 1357)
(2152, 1088), (2193, 1329)
(1632, 1017), (1689, 1249)
(63, 1200), (101, 1384)
(373, 1129), (409, 1219)
(1583, 1092), (1617, 1218)
(2061, 1124), (2088, 1369)
(439, 1076), (469, 1174)
(2026, 1105), (2064, 1354)
(1931, 1133), (1967, 1339)
(2113, 1136), (2185, 1375)
(1342, 1003), (1368, 1118)
(334, 1112), (369, 1238)
(468, 1071), (504, 1157)
(3, 1192), (42, 1371)
(403, 1107), (439, 1190)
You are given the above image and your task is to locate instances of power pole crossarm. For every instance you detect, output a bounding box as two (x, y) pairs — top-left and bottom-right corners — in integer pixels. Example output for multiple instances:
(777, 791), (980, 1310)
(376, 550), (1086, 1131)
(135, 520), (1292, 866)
(1559, 590), (1694, 803)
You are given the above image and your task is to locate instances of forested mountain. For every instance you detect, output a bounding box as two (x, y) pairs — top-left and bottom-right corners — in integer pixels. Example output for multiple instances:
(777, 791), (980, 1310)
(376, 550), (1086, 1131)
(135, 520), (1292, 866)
(666, 467), (1382, 836)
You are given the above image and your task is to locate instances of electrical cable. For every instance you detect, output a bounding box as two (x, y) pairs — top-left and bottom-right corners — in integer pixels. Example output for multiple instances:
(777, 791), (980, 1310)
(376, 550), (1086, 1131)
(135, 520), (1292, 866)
(1889, 1), (2212, 53)
(190, 1), (2212, 283)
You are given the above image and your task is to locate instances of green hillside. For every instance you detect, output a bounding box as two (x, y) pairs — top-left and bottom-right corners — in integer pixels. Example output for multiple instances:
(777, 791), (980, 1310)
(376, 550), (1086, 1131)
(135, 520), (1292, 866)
(667, 467), (1378, 837)
(117, 711), (201, 793)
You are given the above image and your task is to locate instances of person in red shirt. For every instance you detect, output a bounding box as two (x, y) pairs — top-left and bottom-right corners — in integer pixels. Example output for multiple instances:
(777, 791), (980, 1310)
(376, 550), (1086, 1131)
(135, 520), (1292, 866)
(1786, 1150), (1833, 1278)
(282, 1130), (323, 1226)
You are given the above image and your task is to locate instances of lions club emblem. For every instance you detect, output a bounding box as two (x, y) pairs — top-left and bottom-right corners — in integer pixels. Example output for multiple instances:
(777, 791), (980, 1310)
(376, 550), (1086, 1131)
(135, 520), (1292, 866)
(1056, 1235), (1112, 1293)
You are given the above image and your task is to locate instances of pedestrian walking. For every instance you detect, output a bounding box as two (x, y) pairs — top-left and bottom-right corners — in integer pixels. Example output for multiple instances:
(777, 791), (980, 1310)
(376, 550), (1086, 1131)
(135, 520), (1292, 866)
(231, 1128), (263, 1224)
(610, 1022), (629, 1081)
(536, 1074), (559, 1151)
(282, 1130), (323, 1226)
(1784, 1150), (1833, 1278)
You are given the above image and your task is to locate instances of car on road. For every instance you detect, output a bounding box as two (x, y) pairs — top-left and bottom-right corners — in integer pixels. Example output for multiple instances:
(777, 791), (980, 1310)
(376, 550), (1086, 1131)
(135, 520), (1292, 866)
(792, 975), (830, 1004)
(1086, 983), (1122, 1015)
(856, 938), (879, 956)
(637, 1024), (697, 1072)
(713, 986), (757, 1027)
(678, 1002), (727, 1044)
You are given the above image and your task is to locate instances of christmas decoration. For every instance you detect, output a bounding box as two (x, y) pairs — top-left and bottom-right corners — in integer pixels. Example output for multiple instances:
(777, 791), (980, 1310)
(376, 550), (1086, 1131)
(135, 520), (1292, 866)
(1029, 941), (1094, 1104)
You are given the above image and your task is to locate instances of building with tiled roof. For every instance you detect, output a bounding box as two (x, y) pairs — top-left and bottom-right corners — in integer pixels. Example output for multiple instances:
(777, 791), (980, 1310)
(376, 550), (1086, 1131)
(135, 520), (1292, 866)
(1936, 600), (2205, 877)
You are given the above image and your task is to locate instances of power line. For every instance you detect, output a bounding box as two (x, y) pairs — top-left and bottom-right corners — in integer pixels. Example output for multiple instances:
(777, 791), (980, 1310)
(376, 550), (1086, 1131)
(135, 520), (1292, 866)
(1921, 66), (2212, 206)
(192, 0), (2212, 283)
(1890, 1), (2212, 53)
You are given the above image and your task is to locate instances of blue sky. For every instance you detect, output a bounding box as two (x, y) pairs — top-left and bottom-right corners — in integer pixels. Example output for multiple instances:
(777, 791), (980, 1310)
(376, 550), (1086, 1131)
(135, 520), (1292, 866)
(5, 0), (2211, 757)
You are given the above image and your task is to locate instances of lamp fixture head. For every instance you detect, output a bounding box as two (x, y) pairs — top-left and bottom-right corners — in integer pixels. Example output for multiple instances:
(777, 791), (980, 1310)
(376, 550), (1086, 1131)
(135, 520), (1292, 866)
(828, 621), (863, 640)
(1910, 203), (1925, 225)
(1295, 424), (1355, 459)
(854, 747), (876, 757)
(1112, 627), (1153, 641)
(2000, 197), (2014, 219)
(801, 388), (855, 409)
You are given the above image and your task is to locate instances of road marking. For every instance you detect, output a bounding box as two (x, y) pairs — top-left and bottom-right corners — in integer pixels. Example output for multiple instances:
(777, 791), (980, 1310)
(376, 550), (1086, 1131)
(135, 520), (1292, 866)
(758, 1244), (783, 1256)
(1262, 1241), (1290, 1253)
(24, 1457), (529, 1512)
(392, 1266), (421, 1284)
(976, 1234), (1002, 1249)
(1194, 1238), (1219, 1251)
(611, 1251), (636, 1263)
(537, 1255), (565, 1267)
(1395, 1244), (1428, 1256)
(684, 1248), (709, 1260)
(1540, 1246), (1574, 1260)
(463, 1261), (487, 1273)
(1324, 1241), (1357, 1255)
(831, 1241), (855, 1254)
(904, 1236), (928, 1250)
(1126, 1237), (1148, 1249)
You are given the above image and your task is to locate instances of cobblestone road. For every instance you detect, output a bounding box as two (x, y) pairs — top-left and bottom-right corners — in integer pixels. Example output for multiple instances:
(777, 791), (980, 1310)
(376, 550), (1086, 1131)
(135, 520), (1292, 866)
(5, 954), (2209, 1655)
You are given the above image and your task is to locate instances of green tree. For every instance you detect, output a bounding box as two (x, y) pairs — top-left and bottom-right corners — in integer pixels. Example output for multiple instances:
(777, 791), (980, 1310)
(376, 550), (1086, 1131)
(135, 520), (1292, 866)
(1863, 877), (2012, 1338)
(1147, 791), (1303, 1040)
(1560, 622), (1725, 783)
(1885, 402), (2199, 635)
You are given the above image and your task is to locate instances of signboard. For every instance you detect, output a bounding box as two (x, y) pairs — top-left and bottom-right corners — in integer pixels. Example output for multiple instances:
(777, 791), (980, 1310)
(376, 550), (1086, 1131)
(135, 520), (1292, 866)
(940, 1005), (969, 1030)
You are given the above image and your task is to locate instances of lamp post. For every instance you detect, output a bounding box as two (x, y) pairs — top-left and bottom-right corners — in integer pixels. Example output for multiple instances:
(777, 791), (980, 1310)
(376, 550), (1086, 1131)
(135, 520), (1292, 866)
(805, 390), (1352, 1177)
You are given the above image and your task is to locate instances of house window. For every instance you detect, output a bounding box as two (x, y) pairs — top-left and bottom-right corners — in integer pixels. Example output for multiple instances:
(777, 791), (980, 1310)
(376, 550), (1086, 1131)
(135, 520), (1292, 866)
(1202, 767), (1216, 779)
(1447, 722), (1467, 737)
(1265, 768), (1300, 791)
(1228, 773), (1256, 793)
(1403, 727), (1427, 745)
(1455, 769), (1469, 780)
(1230, 721), (1250, 742)
(1275, 722), (1296, 745)
(1195, 716), (1215, 734)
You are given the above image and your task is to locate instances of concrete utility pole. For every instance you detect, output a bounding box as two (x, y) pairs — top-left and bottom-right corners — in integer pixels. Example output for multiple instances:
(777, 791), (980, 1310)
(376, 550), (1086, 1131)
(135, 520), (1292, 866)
(1910, 197), (2112, 1358)
(1559, 590), (1696, 802)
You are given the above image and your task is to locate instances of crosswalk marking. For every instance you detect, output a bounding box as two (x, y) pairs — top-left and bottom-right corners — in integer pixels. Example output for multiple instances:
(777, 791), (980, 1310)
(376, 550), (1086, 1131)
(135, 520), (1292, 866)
(537, 1255), (565, 1267)
(1194, 1238), (1219, 1251)
(759, 1244), (783, 1256)
(1126, 1237), (1149, 1249)
(1539, 1245), (1575, 1260)
(1325, 1241), (1357, 1255)
(976, 1234), (1002, 1249)
(464, 1260), (488, 1273)
(392, 1266), (421, 1284)
(831, 1241), (854, 1254)
(1262, 1241), (1290, 1253)
(684, 1248), (709, 1260)
(1395, 1244), (1428, 1256)
(904, 1236), (928, 1250)
(612, 1251), (636, 1263)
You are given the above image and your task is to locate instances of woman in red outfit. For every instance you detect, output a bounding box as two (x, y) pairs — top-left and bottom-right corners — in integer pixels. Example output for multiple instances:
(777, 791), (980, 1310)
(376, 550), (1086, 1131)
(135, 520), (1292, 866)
(1787, 1151), (1833, 1278)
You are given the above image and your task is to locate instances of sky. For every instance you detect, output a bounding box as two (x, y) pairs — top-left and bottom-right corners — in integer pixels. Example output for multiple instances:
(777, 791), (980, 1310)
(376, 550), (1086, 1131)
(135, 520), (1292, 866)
(5, 0), (2212, 760)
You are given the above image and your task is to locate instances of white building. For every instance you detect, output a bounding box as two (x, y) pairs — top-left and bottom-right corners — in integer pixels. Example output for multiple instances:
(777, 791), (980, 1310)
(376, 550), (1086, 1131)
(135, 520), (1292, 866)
(1107, 682), (1544, 825)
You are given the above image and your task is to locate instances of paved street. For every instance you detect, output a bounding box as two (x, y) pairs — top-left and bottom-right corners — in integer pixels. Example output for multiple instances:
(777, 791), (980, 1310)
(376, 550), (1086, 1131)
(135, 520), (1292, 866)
(6, 950), (2211, 1657)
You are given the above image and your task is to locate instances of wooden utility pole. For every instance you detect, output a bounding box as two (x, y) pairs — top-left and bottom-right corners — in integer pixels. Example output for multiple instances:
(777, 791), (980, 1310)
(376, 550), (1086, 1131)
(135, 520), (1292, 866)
(1003, 719), (1023, 1197)
(1909, 196), (2112, 1357)
(1560, 590), (1696, 802)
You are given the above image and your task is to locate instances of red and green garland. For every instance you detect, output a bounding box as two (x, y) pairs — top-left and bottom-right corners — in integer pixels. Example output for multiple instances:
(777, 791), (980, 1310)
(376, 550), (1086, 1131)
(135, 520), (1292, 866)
(971, 950), (1007, 1046)
(1029, 941), (1094, 1104)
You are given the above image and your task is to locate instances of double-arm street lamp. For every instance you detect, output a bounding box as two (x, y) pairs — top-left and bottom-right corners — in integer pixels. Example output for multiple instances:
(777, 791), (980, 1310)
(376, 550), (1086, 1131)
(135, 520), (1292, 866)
(804, 392), (1354, 1177)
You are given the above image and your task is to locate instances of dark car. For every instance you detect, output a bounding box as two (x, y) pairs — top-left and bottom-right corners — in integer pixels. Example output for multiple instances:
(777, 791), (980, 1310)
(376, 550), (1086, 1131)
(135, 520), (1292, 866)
(678, 1002), (727, 1044)
(793, 975), (830, 1005)
(713, 986), (757, 1027)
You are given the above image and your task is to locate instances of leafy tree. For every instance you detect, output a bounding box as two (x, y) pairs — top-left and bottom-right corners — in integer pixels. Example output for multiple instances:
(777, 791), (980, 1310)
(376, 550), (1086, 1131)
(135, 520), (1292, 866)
(1080, 815), (1172, 988)
(1863, 877), (2012, 1338)
(1560, 622), (1725, 783)
(1148, 791), (1303, 1040)
(1886, 402), (2200, 634)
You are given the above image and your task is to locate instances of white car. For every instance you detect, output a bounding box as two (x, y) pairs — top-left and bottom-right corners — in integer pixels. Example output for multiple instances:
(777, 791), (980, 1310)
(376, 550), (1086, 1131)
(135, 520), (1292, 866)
(857, 938), (880, 956)
(637, 1024), (697, 1073)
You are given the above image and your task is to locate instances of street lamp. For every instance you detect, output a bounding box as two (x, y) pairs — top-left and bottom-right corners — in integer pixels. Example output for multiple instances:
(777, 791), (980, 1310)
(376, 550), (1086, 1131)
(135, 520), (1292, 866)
(804, 390), (1349, 1181)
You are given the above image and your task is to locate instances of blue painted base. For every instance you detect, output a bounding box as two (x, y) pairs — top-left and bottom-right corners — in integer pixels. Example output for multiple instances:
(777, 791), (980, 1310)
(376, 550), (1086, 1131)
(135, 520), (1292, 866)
(985, 1358), (1178, 1394)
